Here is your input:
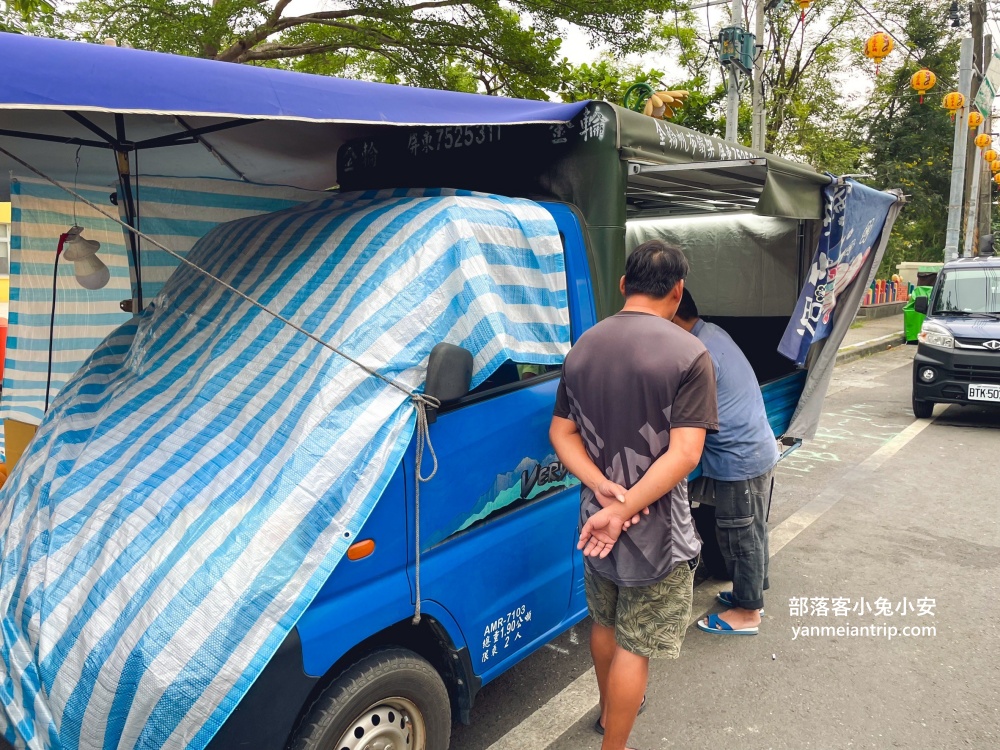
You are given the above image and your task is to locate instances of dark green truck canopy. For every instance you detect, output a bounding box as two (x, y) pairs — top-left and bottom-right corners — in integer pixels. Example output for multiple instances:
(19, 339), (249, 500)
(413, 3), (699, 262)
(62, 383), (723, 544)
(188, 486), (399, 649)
(615, 105), (829, 221)
(336, 101), (833, 320)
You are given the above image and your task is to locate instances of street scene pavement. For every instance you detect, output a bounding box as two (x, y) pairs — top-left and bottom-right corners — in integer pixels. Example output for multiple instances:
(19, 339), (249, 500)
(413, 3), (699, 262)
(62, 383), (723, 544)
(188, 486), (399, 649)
(451, 334), (999, 750)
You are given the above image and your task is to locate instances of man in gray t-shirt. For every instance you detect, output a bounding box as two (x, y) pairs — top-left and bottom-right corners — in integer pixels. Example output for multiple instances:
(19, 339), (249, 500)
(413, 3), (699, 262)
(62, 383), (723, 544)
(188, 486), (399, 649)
(550, 240), (718, 750)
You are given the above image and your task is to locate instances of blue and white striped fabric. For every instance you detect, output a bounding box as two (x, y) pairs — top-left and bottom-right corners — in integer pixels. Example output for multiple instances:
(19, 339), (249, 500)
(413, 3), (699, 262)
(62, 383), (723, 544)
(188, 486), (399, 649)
(0, 188), (570, 749)
(2, 177), (320, 425)
(2, 178), (132, 426)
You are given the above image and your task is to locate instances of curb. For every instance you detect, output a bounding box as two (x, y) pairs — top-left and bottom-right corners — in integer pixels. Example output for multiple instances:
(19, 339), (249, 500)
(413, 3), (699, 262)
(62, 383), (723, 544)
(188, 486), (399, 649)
(836, 331), (907, 366)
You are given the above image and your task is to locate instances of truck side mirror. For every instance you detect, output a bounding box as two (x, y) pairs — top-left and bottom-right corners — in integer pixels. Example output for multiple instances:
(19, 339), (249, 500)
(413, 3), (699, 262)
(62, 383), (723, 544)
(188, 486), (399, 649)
(424, 343), (473, 423)
(914, 296), (929, 315)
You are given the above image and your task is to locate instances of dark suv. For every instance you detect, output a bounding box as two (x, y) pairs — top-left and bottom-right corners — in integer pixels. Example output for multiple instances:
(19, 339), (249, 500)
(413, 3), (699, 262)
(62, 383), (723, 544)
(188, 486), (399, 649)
(912, 248), (1000, 418)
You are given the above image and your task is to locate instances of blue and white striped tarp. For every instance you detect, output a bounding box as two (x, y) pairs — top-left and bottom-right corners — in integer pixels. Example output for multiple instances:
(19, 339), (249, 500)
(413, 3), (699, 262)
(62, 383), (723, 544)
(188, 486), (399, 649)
(0, 188), (570, 749)
(2, 177), (320, 426)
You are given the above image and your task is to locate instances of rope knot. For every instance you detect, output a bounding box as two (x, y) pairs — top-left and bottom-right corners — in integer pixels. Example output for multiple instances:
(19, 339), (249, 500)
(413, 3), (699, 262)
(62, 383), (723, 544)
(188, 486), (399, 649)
(410, 392), (441, 624)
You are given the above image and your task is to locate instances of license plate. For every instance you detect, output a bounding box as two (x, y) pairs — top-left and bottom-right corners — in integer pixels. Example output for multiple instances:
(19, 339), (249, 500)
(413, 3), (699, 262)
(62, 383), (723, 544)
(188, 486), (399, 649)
(968, 384), (1000, 402)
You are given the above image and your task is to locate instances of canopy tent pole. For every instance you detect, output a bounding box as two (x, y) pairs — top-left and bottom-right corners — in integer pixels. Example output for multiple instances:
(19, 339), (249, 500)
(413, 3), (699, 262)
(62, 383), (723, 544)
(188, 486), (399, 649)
(113, 114), (143, 310)
(1, 109), (259, 310)
(173, 117), (250, 182)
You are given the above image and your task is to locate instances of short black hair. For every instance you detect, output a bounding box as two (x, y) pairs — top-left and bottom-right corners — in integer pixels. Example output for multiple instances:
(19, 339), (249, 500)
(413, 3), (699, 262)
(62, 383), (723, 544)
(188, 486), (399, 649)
(675, 287), (699, 321)
(624, 240), (689, 299)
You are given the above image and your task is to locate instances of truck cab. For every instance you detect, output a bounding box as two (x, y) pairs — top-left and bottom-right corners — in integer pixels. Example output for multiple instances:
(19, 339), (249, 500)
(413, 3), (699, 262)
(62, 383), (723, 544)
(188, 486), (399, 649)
(912, 249), (1000, 418)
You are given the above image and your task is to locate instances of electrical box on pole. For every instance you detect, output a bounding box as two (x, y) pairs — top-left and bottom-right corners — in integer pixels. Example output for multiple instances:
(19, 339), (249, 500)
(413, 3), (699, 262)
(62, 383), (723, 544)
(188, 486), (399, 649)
(719, 27), (756, 76)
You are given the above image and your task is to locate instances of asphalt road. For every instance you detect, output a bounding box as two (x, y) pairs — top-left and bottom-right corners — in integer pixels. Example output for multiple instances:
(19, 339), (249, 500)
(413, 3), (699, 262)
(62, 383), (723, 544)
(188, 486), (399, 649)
(451, 344), (1000, 750)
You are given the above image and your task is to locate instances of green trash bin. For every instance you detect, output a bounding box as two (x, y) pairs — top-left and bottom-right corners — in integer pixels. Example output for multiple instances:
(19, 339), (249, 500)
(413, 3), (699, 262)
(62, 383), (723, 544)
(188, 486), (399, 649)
(903, 286), (933, 343)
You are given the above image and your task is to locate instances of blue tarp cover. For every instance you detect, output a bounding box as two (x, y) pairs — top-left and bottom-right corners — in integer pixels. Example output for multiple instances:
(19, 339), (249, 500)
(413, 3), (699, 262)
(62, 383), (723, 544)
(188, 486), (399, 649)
(0, 188), (570, 749)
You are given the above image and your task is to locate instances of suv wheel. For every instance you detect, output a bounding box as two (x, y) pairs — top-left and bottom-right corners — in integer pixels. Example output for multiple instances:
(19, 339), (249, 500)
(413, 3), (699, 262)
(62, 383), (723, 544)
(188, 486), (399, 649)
(912, 395), (934, 419)
(291, 648), (451, 750)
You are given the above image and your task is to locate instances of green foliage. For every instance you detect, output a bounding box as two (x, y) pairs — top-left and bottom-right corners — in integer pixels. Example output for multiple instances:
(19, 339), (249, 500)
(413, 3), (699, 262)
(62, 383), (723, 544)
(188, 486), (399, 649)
(1, 0), (56, 33)
(758, 0), (859, 166)
(862, 0), (961, 276)
(556, 60), (666, 104)
(66, 1), (684, 98)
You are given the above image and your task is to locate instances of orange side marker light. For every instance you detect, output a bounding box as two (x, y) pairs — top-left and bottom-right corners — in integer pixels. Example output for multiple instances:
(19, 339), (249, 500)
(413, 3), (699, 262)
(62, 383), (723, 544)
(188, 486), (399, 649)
(347, 539), (376, 561)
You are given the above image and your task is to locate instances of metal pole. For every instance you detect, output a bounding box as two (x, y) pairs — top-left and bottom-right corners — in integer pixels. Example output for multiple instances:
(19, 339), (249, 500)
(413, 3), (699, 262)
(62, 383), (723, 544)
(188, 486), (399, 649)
(945, 37), (974, 263)
(965, 123), (983, 256)
(979, 34), (995, 247)
(964, 1), (986, 230)
(752, 0), (766, 151)
(725, 0), (744, 143)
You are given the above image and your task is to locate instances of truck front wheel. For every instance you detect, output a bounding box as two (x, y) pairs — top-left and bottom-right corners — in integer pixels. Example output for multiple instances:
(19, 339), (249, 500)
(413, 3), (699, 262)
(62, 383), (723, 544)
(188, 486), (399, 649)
(912, 395), (934, 419)
(291, 648), (451, 750)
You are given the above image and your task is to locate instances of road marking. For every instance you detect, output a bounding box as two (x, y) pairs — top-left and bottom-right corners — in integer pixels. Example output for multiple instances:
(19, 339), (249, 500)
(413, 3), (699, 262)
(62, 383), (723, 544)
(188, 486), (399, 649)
(485, 416), (935, 750)
(769, 417), (932, 555)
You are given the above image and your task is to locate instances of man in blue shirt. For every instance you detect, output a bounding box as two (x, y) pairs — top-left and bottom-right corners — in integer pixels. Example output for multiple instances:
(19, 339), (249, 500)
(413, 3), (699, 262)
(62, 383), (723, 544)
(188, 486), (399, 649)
(673, 289), (779, 636)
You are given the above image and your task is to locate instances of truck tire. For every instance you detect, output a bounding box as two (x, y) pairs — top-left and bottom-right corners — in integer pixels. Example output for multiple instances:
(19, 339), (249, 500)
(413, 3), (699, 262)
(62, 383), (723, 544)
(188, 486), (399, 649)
(290, 648), (451, 750)
(911, 396), (934, 419)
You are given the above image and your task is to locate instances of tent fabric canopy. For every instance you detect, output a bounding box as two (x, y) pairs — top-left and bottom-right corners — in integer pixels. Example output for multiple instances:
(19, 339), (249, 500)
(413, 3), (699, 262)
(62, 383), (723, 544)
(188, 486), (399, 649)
(0, 33), (589, 200)
(0, 33), (587, 125)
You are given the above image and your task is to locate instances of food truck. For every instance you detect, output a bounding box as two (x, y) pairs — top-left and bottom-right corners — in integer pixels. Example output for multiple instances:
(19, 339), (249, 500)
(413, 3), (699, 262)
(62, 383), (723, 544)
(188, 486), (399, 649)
(0, 33), (902, 750)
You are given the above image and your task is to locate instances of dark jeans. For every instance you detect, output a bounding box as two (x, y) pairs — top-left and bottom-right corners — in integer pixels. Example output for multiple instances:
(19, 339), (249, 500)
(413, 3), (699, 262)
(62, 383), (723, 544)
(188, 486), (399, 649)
(708, 470), (774, 610)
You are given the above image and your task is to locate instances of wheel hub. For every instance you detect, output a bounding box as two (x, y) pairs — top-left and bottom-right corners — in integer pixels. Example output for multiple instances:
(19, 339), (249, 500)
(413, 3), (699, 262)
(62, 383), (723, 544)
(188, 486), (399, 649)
(334, 698), (421, 750)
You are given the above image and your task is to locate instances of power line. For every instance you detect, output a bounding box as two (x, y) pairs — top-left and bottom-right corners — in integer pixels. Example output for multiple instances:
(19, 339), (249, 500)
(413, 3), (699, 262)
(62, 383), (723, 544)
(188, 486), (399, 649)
(848, 0), (914, 59)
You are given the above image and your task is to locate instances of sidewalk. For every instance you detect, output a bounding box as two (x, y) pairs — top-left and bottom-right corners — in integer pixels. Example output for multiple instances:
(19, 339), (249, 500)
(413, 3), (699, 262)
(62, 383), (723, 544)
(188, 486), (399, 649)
(836, 312), (906, 364)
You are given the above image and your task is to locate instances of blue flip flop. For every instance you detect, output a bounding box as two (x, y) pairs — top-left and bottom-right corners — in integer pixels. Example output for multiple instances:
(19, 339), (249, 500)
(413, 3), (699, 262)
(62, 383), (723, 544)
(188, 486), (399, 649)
(697, 612), (759, 636)
(716, 591), (764, 615)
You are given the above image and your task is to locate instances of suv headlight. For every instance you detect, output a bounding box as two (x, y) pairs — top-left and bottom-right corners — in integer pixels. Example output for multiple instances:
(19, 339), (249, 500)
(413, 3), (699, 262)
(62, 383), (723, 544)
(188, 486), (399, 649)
(918, 321), (954, 349)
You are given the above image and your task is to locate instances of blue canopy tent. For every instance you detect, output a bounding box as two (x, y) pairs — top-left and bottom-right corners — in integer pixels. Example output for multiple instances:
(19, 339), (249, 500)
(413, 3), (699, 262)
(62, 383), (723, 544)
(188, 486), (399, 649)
(0, 32), (587, 202)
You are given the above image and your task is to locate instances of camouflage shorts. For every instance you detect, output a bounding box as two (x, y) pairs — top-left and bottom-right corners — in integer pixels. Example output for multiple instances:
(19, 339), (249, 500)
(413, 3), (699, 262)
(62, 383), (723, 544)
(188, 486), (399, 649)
(584, 559), (696, 659)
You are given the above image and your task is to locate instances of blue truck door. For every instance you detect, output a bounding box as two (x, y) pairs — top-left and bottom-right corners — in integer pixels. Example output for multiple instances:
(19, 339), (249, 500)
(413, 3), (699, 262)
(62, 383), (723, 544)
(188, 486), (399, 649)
(407, 375), (581, 681)
(405, 203), (596, 682)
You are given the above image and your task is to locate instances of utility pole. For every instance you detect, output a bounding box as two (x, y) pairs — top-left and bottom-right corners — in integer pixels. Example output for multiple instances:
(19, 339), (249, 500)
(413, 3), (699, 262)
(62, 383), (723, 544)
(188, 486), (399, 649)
(978, 33), (994, 251)
(965, 122), (984, 257)
(945, 37), (974, 263)
(964, 0), (987, 254)
(751, 0), (766, 151)
(725, 0), (744, 143)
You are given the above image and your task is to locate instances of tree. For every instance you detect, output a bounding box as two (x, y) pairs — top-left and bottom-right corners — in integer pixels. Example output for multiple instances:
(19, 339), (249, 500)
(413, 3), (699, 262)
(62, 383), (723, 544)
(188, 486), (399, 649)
(66, 1), (685, 99)
(2, 0), (55, 32)
(553, 9), (729, 136)
(752, 0), (862, 165)
(862, 0), (961, 274)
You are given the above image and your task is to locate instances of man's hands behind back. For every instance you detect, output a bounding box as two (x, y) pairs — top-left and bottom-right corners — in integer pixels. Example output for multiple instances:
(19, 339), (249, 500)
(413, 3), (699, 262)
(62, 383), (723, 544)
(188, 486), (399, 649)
(593, 479), (648, 531)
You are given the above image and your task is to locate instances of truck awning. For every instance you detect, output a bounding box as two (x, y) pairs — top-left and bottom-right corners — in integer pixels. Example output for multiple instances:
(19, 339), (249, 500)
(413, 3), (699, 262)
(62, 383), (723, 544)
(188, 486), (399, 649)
(627, 159), (768, 215)
(616, 106), (830, 220)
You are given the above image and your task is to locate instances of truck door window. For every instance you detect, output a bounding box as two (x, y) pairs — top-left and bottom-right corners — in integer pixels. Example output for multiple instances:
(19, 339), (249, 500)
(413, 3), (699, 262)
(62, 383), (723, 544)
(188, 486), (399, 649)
(462, 360), (562, 402)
